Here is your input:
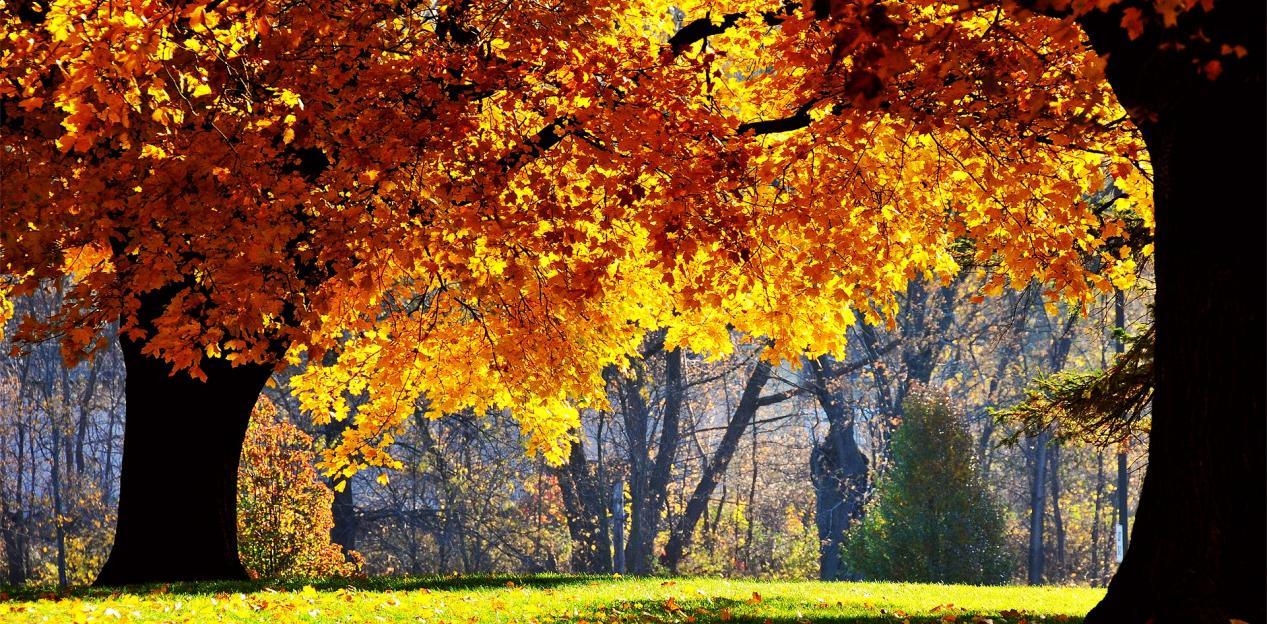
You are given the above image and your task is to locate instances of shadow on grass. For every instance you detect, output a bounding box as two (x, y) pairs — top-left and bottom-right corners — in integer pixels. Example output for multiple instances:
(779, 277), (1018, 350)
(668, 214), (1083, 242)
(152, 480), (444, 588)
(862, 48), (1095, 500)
(579, 596), (1082, 624)
(0, 572), (596, 601)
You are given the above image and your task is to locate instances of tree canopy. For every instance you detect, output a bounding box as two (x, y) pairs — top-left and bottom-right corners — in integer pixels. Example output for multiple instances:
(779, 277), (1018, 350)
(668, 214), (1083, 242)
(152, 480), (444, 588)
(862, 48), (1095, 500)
(1, 0), (1153, 478)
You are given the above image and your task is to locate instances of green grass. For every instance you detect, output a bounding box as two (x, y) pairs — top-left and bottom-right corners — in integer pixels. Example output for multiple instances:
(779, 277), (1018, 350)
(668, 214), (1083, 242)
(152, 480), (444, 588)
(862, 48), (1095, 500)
(0, 574), (1103, 623)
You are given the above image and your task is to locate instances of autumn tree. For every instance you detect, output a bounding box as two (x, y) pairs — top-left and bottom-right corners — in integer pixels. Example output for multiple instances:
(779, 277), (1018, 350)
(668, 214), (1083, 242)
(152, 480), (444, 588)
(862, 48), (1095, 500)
(1039, 3), (1262, 621)
(3, 0), (1257, 619)
(4, 0), (704, 585)
(238, 397), (361, 579)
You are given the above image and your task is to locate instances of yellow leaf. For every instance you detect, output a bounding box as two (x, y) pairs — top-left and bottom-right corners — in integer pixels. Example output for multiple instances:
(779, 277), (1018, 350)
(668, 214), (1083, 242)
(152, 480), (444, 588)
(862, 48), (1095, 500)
(278, 89), (304, 109)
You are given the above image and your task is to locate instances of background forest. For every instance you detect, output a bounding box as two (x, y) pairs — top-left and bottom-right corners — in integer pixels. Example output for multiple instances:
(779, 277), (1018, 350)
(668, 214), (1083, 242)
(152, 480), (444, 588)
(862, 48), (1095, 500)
(0, 274), (1151, 588)
(1, 0), (1261, 620)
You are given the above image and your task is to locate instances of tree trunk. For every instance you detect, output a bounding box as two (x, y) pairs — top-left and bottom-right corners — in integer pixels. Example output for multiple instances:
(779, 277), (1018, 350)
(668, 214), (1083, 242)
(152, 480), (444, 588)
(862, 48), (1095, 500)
(325, 418), (357, 557)
(898, 277), (957, 396)
(613, 360), (652, 572)
(5, 414), (29, 585)
(74, 357), (100, 476)
(1049, 443), (1066, 583)
(607, 338), (682, 575)
(661, 360), (771, 572)
(1112, 291), (1131, 563)
(1091, 451), (1105, 585)
(1027, 309), (1077, 585)
(1114, 449), (1129, 562)
(1026, 430), (1048, 585)
(744, 416), (758, 572)
(1, 503), (26, 585)
(808, 355), (868, 581)
(610, 478), (625, 572)
(94, 332), (272, 586)
(1079, 2), (1265, 621)
(610, 478), (626, 573)
(102, 398), (120, 503)
(330, 480), (357, 557)
(627, 348), (683, 575)
(51, 416), (67, 589)
(556, 434), (612, 573)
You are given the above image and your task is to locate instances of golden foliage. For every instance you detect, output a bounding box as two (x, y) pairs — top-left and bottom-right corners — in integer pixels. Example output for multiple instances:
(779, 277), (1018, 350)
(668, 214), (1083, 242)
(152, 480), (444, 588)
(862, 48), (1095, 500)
(2, 0), (1152, 476)
(238, 398), (361, 579)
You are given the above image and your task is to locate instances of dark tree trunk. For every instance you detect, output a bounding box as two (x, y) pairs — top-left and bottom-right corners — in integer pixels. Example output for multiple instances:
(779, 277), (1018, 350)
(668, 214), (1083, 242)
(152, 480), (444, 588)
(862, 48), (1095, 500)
(1112, 291), (1131, 562)
(1026, 430), (1049, 585)
(613, 360), (652, 572)
(628, 348), (683, 575)
(556, 434), (612, 573)
(4, 413), (28, 585)
(1049, 444), (1066, 582)
(330, 480), (357, 556)
(807, 355), (868, 581)
(1078, 1), (1266, 621)
(1028, 310), (1077, 585)
(610, 478), (626, 573)
(94, 332), (272, 586)
(1091, 451), (1106, 585)
(855, 324), (897, 454)
(898, 277), (956, 396)
(74, 357), (100, 476)
(0, 506), (26, 585)
(1114, 450), (1130, 560)
(51, 415), (67, 588)
(324, 418), (357, 557)
(608, 337), (682, 575)
(661, 360), (771, 572)
(857, 278), (955, 467)
(744, 420), (758, 572)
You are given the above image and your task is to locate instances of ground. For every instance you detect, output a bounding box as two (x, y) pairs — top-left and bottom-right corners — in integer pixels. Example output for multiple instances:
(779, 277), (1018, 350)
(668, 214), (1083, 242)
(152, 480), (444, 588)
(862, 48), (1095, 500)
(1, 575), (1104, 623)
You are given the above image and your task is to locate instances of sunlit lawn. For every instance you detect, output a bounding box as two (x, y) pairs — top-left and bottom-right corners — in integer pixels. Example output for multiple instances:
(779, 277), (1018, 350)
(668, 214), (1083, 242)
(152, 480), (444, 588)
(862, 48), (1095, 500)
(1, 574), (1103, 623)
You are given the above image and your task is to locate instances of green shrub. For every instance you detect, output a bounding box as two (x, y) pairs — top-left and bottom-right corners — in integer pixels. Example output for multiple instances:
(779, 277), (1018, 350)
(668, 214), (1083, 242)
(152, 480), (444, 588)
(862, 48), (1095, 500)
(843, 392), (1011, 584)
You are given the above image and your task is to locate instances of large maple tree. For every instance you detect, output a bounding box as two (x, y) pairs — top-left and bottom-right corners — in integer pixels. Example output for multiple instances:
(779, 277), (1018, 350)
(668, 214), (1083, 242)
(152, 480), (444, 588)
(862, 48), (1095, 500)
(0, 0), (1260, 621)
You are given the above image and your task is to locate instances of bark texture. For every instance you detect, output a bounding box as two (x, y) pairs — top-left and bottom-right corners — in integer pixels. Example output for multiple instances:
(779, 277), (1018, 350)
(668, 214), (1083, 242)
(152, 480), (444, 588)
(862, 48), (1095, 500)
(1078, 1), (1265, 620)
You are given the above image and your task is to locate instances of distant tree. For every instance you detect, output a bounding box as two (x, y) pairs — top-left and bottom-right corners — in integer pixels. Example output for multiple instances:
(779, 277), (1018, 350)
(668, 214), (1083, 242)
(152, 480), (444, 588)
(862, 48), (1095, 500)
(238, 398), (362, 579)
(844, 392), (1011, 585)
